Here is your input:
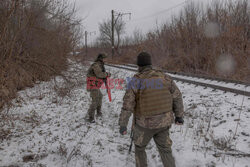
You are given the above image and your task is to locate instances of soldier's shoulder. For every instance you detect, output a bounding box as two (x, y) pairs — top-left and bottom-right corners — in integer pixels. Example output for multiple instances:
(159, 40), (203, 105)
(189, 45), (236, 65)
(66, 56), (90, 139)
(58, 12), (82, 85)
(151, 69), (165, 76)
(164, 73), (173, 81)
(153, 69), (164, 74)
(91, 62), (100, 68)
(153, 69), (173, 81)
(88, 62), (95, 70)
(92, 61), (99, 65)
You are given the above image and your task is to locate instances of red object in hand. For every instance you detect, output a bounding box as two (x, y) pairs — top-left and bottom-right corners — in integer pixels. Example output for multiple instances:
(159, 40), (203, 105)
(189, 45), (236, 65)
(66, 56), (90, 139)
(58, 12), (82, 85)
(106, 77), (112, 102)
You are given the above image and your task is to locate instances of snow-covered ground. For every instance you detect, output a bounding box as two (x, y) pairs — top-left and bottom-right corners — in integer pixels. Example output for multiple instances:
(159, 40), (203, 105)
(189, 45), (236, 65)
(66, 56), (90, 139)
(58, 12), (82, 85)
(0, 61), (249, 167)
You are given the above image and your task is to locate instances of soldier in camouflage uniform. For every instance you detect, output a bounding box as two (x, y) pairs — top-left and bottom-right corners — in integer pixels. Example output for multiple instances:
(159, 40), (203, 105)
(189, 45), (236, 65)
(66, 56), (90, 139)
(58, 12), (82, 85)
(119, 52), (184, 167)
(86, 53), (111, 123)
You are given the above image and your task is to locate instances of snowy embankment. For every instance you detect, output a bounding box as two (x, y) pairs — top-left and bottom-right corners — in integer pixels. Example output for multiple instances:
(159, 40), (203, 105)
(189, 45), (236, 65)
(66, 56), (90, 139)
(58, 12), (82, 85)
(0, 61), (249, 167)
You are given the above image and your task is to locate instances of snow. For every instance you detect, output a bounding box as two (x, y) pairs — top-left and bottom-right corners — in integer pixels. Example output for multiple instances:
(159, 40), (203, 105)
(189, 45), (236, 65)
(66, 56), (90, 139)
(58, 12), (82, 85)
(0, 61), (249, 167)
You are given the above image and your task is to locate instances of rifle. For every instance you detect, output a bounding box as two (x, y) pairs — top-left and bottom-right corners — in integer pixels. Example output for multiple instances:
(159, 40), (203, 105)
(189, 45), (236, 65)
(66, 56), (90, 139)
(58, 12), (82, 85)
(128, 130), (133, 154)
(104, 76), (112, 102)
(128, 116), (135, 154)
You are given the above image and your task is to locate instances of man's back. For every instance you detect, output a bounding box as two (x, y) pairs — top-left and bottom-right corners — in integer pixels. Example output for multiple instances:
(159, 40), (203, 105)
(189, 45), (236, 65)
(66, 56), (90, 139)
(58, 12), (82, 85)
(119, 51), (184, 167)
(134, 68), (173, 117)
(130, 66), (182, 129)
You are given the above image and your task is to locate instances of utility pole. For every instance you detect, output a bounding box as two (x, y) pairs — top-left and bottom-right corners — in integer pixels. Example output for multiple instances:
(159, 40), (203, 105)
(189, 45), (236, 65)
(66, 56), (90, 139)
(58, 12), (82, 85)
(85, 31), (96, 57)
(85, 31), (88, 56)
(111, 10), (114, 60)
(111, 10), (131, 60)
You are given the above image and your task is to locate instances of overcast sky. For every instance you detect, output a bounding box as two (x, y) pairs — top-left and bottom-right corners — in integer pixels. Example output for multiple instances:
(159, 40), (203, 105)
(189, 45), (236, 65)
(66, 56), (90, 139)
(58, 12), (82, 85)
(72, 0), (213, 42)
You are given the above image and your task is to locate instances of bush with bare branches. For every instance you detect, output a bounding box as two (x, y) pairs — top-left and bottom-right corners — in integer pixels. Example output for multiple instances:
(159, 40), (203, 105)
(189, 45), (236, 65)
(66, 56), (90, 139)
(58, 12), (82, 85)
(0, 0), (82, 110)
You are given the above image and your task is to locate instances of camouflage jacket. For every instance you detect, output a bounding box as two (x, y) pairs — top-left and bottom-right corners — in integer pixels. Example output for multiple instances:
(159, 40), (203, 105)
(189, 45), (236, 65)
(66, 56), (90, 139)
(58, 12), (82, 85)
(118, 66), (184, 129)
(87, 60), (108, 89)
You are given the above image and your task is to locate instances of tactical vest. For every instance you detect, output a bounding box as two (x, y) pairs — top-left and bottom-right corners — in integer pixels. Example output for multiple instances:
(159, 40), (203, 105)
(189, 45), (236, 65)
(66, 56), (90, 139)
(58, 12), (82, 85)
(87, 61), (105, 78)
(135, 69), (173, 117)
(87, 61), (106, 89)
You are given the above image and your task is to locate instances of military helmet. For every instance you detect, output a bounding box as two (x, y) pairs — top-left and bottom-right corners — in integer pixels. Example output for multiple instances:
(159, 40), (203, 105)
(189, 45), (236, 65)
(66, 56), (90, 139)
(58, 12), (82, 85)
(137, 52), (152, 67)
(97, 53), (108, 59)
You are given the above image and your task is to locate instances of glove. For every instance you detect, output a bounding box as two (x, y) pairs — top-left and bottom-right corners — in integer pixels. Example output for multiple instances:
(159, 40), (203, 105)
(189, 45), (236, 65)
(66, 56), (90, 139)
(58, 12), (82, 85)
(106, 72), (111, 77)
(119, 126), (127, 135)
(175, 117), (184, 124)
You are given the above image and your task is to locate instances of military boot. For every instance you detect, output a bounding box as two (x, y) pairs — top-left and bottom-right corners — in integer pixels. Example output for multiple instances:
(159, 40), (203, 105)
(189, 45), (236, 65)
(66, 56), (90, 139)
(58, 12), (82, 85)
(88, 117), (95, 123)
(96, 106), (102, 117)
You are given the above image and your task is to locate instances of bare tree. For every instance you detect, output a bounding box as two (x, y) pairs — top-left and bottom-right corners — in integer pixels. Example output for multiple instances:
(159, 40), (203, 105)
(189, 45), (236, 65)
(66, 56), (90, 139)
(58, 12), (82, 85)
(98, 19), (112, 47)
(97, 18), (125, 50)
(132, 28), (145, 45)
(121, 28), (145, 46)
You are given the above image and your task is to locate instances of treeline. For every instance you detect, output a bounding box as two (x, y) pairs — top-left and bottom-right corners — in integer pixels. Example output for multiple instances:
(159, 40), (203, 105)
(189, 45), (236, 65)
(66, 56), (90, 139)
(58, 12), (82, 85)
(0, 0), (82, 110)
(88, 0), (250, 82)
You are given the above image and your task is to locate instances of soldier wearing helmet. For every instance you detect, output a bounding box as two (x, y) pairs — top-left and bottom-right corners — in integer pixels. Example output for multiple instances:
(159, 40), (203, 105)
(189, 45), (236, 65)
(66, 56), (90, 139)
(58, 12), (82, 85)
(86, 53), (111, 123)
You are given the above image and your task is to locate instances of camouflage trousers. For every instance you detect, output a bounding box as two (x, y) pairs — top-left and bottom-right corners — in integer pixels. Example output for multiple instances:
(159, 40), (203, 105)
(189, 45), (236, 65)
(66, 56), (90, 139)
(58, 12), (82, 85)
(133, 124), (175, 167)
(87, 89), (103, 119)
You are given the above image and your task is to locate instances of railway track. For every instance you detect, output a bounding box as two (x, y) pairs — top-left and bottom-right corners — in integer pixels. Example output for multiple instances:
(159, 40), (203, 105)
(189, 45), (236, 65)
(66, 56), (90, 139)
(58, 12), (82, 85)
(119, 64), (250, 86)
(105, 63), (250, 97)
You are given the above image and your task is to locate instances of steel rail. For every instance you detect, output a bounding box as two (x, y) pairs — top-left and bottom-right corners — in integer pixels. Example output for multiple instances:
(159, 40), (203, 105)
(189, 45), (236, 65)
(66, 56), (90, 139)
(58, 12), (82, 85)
(105, 64), (250, 97)
(122, 64), (250, 87)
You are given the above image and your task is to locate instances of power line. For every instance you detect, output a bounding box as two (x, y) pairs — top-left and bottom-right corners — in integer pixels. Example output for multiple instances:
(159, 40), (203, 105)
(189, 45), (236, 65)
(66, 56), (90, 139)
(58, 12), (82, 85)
(129, 0), (188, 22)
